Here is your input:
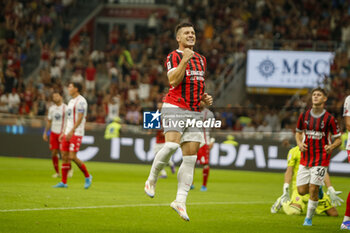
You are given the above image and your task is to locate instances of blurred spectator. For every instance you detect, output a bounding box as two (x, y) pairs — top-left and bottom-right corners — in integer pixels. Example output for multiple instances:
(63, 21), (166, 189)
(118, 46), (134, 76)
(257, 121), (273, 138)
(106, 95), (121, 123)
(108, 62), (120, 86)
(3, 67), (17, 93)
(138, 75), (151, 101)
(71, 69), (83, 84)
(0, 91), (9, 113)
(242, 121), (256, 139)
(8, 88), (20, 114)
(85, 61), (97, 92)
(264, 109), (280, 132)
(125, 103), (141, 125)
(39, 40), (54, 70)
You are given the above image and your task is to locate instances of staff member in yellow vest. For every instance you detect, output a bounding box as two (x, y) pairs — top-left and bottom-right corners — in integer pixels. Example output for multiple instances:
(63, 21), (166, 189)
(105, 117), (122, 139)
(223, 135), (239, 147)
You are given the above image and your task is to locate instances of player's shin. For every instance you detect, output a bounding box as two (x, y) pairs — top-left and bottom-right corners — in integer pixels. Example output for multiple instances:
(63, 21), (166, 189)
(202, 165), (209, 187)
(78, 163), (90, 178)
(52, 155), (59, 173)
(176, 155), (197, 203)
(61, 163), (71, 184)
(306, 199), (318, 219)
(148, 142), (179, 182)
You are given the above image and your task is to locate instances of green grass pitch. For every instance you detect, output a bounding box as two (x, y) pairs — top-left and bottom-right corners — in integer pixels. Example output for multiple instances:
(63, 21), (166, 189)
(0, 156), (348, 233)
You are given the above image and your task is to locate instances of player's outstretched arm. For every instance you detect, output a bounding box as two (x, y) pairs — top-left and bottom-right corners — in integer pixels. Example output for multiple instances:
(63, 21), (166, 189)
(168, 48), (193, 87)
(271, 165), (293, 213)
(281, 166), (293, 202)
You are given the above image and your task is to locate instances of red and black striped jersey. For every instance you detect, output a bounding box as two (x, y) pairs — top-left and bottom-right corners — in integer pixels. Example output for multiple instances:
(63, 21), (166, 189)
(163, 49), (206, 112)
(296, 109), (341, 167)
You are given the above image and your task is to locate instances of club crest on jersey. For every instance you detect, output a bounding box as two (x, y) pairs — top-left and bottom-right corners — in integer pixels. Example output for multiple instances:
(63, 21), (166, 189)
(321, 121), (325, 129)
(304, 120), (309, 126)
(54, 113), (61, 120)
(67, 109), (72, 116)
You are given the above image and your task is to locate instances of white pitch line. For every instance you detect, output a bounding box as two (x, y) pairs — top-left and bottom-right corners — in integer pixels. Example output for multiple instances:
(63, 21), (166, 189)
(0, 201), (269, 213)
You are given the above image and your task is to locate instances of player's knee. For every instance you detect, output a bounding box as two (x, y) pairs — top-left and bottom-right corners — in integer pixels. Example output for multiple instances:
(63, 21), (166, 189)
(283, 203), (301, 215)
(164, 142), (180, 154)
(309, 185), (319, 199)
(327, 208), (338, 217)
(297, 187), (306, 196)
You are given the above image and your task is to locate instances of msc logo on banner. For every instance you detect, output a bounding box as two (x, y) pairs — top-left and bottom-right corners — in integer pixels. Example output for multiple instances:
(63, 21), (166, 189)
(258, 58), (276, 78)
(143, 110), (161, 129)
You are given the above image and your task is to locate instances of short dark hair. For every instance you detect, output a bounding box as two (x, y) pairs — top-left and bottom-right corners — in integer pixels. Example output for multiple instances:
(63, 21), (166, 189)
(52, 90), (62, 96)
(311, 87), (327, 96)
(70, 82), (83, 93)
(175, 22), (194, 35)
(52, 89), (62, 95)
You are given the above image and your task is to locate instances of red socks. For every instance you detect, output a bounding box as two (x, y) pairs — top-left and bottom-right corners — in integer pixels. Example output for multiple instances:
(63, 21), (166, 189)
(79, 163), (90, 178)
(202, 166), (210, 187)
(61, 163), (71, 184)
(52, 156), (59, 174)
(346, 192), (350, 217)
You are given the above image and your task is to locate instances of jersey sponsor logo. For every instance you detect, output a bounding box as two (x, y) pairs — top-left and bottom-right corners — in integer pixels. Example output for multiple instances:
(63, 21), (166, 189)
(189, 76), (204, 81)
(185, 70), (205, 76)
(305, 130), (325, 140)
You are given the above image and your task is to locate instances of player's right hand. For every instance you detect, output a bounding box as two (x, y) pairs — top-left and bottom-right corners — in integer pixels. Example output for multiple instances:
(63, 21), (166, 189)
(59, 134), (63, 142)
(183, 48), (194, 62)
(280, 193), (290, 203)
(327, 186), (344, 207)
(298, 142), (307, 152)
(43, 133), (48, 142)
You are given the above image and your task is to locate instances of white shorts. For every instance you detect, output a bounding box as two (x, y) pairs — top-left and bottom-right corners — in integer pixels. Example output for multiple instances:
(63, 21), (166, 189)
(161, 103), (203, 144)
(296, 165), (327, 187)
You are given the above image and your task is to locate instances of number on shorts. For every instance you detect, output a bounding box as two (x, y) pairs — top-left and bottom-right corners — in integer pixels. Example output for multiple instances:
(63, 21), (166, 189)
(315, 167), (326, 177)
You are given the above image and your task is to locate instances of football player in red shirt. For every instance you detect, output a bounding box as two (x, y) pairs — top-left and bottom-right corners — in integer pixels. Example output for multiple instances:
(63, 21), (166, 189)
(144, 22), (212, 221)
(295, 87), (341, 226)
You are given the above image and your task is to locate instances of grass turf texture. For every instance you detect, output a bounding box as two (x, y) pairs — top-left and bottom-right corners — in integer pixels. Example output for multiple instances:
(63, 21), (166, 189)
(0, 156), (348, 233)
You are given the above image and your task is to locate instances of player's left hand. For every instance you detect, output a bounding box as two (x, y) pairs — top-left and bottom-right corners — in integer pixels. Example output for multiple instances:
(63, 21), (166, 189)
(66, 131), (73, 141)
(327, 186), (344, 207)
(202, 93), (213, 106)
(43, 133), (48, 142)
(324, 145), (333, 154)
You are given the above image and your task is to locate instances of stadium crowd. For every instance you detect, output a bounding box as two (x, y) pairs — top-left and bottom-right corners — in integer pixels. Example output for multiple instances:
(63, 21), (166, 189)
(0, 0), (350, 136)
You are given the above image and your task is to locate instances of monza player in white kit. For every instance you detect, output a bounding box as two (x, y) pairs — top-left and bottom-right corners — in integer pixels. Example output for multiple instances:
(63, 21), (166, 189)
(53, 82), (92, 189)
(43, 91), (67, 178)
